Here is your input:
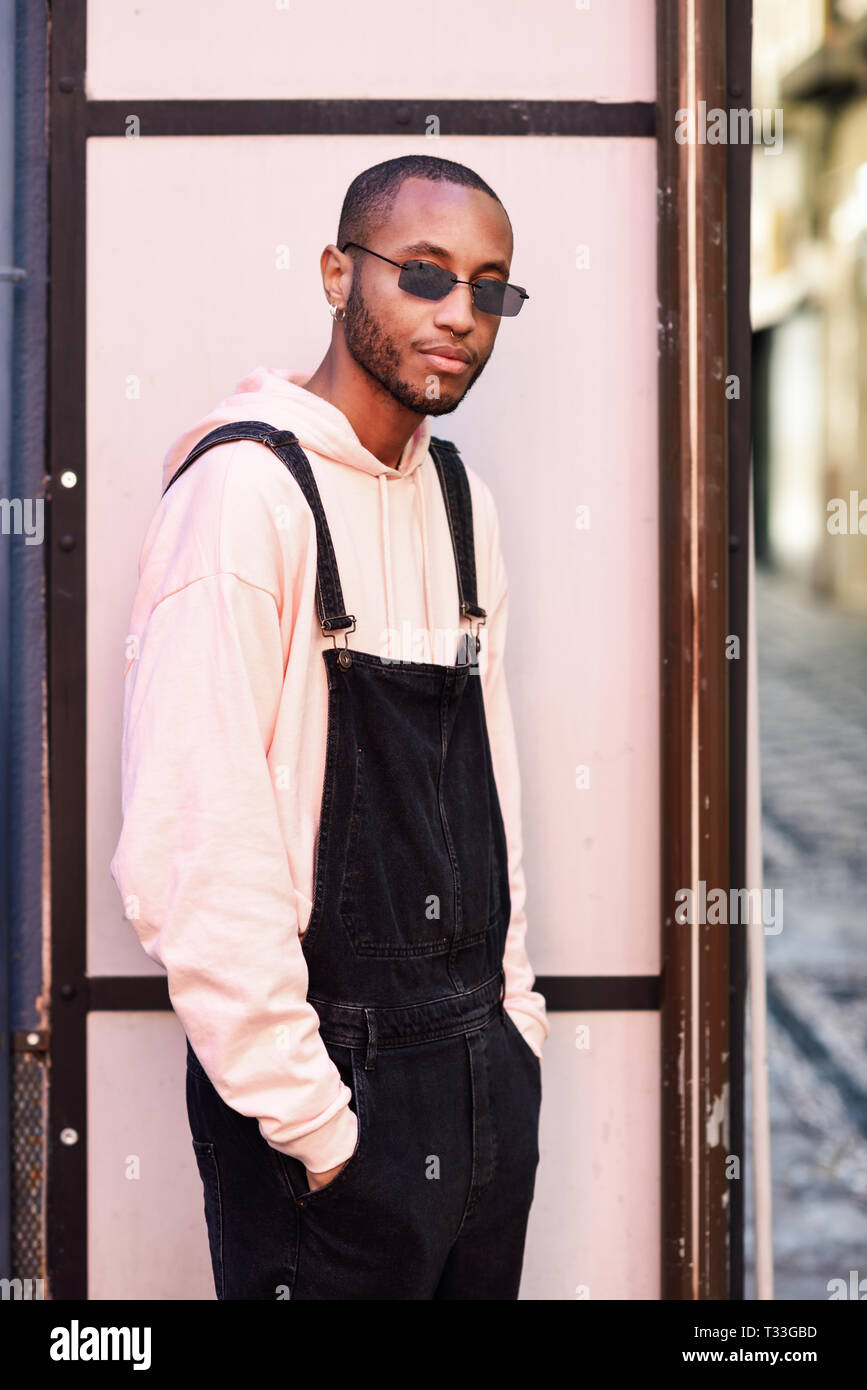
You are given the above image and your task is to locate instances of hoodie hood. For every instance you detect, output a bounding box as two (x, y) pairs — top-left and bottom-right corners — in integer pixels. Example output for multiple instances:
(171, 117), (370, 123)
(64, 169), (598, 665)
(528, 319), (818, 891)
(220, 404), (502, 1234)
(160, 366), (438, 643)
(160, 365), (433, 494)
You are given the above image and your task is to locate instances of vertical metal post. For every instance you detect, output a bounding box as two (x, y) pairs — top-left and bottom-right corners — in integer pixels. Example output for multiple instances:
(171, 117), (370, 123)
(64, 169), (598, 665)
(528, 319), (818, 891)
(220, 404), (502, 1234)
(658, 0), (731, 1299)
(726, 0), (753, 1304)
(0, 0), (16, 1284)
(46, 0), (88, 1300)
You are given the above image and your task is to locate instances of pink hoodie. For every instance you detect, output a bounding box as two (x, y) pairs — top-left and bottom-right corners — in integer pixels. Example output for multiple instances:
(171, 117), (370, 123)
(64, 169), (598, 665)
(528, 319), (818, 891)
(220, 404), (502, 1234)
(109, 365), (549, 1174)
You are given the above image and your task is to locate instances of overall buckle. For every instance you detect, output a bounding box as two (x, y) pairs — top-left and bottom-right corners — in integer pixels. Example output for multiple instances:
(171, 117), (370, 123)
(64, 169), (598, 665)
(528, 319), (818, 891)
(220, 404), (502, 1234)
(321, 615), (356, 648)
(460, 601), (487, 654)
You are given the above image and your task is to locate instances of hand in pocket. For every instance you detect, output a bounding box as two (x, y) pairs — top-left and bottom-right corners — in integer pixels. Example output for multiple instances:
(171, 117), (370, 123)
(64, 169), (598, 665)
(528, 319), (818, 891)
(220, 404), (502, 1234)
(304, 1157), (349, 1192)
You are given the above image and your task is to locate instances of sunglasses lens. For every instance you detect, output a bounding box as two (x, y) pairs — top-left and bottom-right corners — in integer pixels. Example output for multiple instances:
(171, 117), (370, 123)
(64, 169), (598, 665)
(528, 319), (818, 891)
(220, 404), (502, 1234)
(473, 279), (526, 317)
(398, 261), (454, 301)
(397, 260), (528, 317)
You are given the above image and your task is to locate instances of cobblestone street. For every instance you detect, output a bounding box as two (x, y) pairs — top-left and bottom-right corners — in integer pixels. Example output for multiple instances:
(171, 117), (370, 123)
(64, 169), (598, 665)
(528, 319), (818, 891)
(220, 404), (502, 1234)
(744, 568), (867, 1300)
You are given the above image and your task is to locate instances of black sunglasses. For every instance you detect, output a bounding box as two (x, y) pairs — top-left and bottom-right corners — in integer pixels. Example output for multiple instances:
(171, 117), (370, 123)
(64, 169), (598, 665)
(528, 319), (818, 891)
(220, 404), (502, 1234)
(340, 242), (529, 318)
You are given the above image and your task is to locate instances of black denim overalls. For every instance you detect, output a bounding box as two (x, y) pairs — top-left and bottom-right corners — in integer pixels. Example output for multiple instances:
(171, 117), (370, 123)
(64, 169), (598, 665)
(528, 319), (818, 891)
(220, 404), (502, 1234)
(164, 421), (542, 1300)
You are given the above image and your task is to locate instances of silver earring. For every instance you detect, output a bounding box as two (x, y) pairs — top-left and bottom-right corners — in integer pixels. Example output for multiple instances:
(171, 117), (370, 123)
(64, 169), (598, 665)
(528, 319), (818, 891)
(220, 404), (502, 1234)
(329, 301), (346, 322)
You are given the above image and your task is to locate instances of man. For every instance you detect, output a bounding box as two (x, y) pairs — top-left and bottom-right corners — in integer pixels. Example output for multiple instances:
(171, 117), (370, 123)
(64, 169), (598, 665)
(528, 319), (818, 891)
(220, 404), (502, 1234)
(110, 153), (548, 1300)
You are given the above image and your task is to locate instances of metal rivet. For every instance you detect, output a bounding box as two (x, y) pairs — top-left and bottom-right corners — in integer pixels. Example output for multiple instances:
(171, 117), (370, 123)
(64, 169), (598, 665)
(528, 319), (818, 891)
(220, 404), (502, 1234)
(58, 76), (75, 94)
(60, 983), (76, 1000)
(59, 1128), (79, 1146)
(60, 470), (77, 488)
(26, 1032), (40, 1047)
(337, 650), (352, 669)
(58, 534), (76, 552)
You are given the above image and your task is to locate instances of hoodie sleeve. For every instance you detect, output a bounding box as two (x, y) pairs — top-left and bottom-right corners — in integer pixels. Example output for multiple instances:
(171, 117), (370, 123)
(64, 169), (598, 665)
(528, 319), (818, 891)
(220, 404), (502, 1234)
(109, 568), (359, 1173)
(477, 485), (550, 1061)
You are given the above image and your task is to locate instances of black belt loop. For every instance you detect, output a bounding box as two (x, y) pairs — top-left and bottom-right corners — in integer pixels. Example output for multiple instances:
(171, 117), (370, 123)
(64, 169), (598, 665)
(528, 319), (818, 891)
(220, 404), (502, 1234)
(363, 1008), (378, 1071)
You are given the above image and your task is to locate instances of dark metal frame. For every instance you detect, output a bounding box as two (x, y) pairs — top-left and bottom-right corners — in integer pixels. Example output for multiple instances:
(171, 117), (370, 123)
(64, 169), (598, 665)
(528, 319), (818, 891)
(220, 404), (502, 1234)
(725, 0), (754, 1304)
(46, 0), (748, 1301)
(85, 975), (661, 1014)
(84, 99), (655, 139)
(47, 0), (88, 1304)
(657, 0), (752, 1301)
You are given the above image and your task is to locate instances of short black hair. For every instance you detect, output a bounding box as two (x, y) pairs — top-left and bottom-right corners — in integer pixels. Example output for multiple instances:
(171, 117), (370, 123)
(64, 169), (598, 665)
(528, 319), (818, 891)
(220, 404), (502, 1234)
(336, 154), (511, 253)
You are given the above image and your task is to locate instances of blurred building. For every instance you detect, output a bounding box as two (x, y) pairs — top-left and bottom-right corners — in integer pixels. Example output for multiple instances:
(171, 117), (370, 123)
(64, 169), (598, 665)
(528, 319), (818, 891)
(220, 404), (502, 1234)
(753, 0), (867, 612)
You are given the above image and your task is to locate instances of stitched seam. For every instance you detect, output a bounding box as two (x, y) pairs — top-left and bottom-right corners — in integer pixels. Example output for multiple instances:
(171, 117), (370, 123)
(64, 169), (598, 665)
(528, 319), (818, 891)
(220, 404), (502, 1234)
(158, 434), (302, 614)
(270, 1153), (300, 1294)
(309, 971), (501, 1017)
(214, 438), (240, 575)
(318, 1017), (499, 1050)
(148, 570), (281, 621)
(452, 1033), (478, 1242)
(194, 1142), (225, 1301)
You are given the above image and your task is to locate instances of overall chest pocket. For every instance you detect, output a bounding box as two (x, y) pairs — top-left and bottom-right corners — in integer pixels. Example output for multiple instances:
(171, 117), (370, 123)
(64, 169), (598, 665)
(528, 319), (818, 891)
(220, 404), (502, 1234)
(337, 741), (498, 958)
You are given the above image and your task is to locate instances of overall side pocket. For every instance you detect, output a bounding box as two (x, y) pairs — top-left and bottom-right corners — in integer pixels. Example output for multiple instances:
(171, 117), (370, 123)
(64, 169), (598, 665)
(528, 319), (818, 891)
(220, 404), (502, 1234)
(504, 1010), (543, 1093)
(280, 1045), (366, 1208)
(191, 1139), (225, 1300)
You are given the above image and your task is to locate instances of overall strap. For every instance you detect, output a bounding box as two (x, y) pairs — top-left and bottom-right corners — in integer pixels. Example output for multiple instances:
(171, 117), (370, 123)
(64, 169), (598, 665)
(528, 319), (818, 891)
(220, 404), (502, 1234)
(161, 420), (485, 646)
(427, 437), (487, 627)
(162, 420), (355, 638)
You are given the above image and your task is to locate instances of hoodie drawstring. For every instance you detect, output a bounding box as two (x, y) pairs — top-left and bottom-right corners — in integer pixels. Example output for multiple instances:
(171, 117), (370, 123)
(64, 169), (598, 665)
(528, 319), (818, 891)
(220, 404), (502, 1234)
(415, 472), (434, 650)
(379, 474), (394, 654)
(378, 469), (434, 662)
